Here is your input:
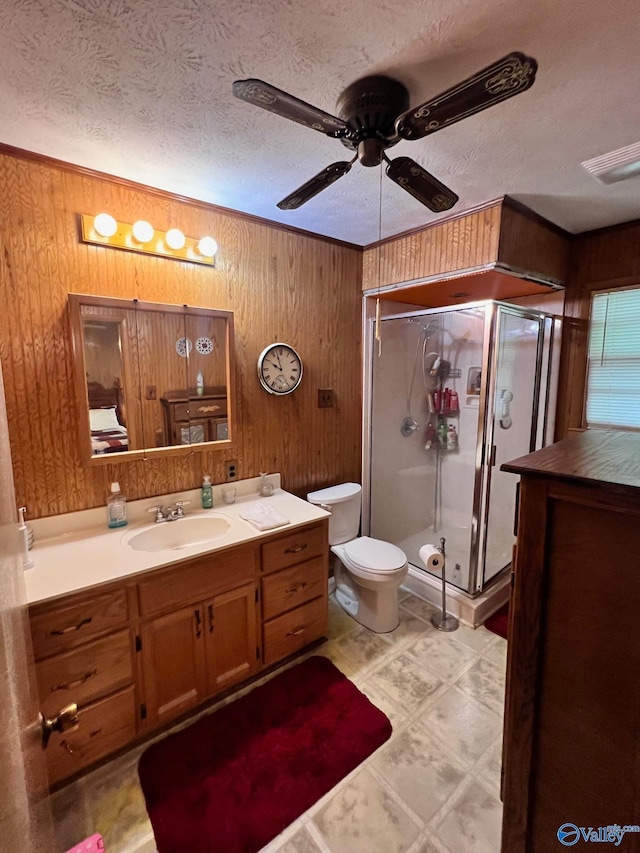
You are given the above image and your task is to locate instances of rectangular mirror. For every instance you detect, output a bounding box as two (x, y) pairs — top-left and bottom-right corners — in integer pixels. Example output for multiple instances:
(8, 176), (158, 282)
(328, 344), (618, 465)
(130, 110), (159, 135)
(69, 294), (235, 465)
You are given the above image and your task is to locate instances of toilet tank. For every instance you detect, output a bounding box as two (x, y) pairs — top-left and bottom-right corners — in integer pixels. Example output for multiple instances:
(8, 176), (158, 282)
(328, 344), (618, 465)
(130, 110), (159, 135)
(307, 482), (362, 545)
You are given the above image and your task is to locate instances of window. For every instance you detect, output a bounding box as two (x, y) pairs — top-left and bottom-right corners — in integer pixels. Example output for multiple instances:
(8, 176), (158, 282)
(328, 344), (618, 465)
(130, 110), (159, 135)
(585, 287), (640, 430)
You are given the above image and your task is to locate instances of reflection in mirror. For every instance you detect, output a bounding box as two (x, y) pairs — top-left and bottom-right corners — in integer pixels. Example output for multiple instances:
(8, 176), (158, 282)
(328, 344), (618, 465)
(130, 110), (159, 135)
(83, 319), (130, 455)
(69, 294), (235, 465)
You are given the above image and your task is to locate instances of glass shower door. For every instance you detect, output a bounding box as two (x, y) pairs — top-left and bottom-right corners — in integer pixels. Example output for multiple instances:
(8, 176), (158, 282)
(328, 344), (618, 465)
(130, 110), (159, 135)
(368, 306), (486, 592)
(479, 306), (545, 588)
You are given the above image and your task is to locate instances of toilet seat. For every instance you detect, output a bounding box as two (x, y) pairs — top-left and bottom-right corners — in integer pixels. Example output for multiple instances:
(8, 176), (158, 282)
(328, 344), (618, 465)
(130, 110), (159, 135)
(342, 536), (407, 574)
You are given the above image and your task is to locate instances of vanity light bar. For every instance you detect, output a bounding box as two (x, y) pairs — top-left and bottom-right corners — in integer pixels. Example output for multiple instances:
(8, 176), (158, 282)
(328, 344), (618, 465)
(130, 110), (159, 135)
(80, 214), (218, 267)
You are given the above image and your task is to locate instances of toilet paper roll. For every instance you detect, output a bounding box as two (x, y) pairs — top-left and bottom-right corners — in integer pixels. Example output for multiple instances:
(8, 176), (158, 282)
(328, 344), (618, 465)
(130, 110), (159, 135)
(419, 544), (444, 573)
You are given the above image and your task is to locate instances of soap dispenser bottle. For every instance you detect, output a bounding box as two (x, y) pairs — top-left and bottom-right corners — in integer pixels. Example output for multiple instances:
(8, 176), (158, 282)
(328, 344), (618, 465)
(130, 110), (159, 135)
(201, 474), (213, 509)
(106, 482), (128, 529)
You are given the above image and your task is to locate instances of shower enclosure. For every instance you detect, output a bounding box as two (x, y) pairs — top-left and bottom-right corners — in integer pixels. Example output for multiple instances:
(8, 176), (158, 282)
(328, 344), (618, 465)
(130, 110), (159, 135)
(364, 300), (558, 595)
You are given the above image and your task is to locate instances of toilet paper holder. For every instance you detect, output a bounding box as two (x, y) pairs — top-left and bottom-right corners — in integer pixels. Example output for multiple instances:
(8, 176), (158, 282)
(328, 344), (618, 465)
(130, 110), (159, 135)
(430, 537), (459, 633)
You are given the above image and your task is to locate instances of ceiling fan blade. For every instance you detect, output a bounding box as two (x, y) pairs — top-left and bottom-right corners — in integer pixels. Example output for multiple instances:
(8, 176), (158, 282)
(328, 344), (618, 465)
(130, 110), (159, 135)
(396, 52), (537, 140)
(232, 79), (348, 138)
(385, 157), (458, 212)
(277, 161), (353, 210)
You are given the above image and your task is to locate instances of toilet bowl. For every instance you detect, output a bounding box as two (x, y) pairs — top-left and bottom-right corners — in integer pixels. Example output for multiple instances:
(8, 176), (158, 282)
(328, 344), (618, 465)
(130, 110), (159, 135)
(307, 483), (408, 633)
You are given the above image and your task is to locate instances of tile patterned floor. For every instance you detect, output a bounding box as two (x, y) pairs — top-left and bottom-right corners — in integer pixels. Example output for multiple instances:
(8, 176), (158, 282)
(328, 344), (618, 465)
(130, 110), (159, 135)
(51, 589), (507, 853)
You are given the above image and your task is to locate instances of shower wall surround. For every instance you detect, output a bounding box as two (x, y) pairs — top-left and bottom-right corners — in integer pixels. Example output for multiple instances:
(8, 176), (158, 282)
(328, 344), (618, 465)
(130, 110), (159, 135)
(366, 300), (558, 596)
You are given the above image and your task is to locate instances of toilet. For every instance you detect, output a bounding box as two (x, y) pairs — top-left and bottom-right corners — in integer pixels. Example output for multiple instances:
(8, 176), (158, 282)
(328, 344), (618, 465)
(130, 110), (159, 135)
(307, 482), (408, 633)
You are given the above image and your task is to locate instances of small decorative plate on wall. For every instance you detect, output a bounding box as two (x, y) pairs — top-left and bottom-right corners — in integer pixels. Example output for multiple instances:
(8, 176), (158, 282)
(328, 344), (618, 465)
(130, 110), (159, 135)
(195, 336), (215, 355)
(175, 337), (192, 358)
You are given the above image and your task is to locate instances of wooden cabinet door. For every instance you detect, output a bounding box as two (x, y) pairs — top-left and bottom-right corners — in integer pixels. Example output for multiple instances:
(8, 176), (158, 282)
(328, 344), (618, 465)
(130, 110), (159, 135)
(140, 605), (207, 728)
(204, 583), (258, 695)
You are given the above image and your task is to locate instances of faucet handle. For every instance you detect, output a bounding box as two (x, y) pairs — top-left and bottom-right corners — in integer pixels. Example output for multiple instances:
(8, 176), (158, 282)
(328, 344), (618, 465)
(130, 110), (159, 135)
(174, 500), (191, 517)
(147, 505), (166, 523)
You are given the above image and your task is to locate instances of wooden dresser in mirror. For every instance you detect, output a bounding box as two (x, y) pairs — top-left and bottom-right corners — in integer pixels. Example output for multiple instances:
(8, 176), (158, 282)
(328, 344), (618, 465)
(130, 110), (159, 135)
(68, 294), (235, 465)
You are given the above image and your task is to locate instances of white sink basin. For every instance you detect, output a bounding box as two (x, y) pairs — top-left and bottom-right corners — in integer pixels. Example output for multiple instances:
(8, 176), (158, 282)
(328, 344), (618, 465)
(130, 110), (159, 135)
(124, 515), (232, 553)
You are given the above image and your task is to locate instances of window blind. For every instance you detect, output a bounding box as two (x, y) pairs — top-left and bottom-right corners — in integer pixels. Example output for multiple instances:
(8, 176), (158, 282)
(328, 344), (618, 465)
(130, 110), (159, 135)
(586, 288), (640, 430)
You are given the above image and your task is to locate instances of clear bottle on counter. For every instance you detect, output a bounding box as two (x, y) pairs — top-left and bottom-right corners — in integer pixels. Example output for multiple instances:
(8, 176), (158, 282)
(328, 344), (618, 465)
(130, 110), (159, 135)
(107, 482), (128, 529)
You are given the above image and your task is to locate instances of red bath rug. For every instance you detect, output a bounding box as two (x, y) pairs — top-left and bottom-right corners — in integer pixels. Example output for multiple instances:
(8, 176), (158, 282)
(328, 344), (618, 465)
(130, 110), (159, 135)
(484, 602), (509, 640)
(138, 655), (392, 853)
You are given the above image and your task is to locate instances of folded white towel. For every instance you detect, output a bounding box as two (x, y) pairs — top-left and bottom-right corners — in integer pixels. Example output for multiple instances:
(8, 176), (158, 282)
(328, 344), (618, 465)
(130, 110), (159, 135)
(240, 503), (290, 531)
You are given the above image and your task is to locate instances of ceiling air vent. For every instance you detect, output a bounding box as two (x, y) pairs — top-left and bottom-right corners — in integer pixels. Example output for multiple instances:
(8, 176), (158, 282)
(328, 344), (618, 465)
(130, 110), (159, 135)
(581, 141), (640, 185)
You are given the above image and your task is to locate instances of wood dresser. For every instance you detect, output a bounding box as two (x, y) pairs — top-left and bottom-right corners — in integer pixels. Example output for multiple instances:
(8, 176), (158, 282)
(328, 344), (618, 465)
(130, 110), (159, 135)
(160, 387), (227, 445)
(500, 430), (640, 852)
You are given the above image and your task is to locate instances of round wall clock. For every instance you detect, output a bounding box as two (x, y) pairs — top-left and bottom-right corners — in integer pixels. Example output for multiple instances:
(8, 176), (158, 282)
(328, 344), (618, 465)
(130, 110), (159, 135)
(257, 343), (303, 395)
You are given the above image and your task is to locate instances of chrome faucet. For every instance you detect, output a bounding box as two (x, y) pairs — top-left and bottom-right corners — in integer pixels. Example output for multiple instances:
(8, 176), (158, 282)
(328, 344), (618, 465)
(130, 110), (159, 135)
(147, 500), (191, 523)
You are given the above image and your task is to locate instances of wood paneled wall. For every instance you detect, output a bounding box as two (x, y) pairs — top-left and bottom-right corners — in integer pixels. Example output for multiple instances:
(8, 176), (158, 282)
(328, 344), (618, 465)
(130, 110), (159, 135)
(361, 199), (571, 295)
(0, 152), (363, 518)
(362, 203), (502, 290)
(497, 200), (570, 285)
(555, 220), (640, 439)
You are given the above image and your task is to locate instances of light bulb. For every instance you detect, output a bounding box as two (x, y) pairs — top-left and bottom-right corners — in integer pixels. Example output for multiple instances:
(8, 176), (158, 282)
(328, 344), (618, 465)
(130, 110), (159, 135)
(197, 236), (218, 258)
(93, 213), (117, 238)
(165, 228), (186, 250)
(132, 220), (154, 243)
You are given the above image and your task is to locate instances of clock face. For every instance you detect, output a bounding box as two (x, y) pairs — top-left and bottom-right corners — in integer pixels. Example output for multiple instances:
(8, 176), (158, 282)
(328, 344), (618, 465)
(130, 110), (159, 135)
(258, 343), (303, 395)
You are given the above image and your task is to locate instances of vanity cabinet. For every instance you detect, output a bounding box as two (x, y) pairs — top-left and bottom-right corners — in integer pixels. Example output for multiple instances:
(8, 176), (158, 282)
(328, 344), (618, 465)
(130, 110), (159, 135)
(500, 430), (640, 852)
(140, 582), (258, 728)
(29, 587), (136, 786)
(137, 544), (260, 728)
(260, 523), (329, 666)
(29, 517), (328, 787)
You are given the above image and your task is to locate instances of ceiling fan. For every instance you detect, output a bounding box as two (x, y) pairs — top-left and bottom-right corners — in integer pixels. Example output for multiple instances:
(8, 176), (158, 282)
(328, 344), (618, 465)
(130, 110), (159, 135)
(232, 52), (537, 214)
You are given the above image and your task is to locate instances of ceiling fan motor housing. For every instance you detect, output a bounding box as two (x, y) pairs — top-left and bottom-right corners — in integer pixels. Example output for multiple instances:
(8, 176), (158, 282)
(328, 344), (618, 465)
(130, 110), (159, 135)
(336, 75), (409, 164)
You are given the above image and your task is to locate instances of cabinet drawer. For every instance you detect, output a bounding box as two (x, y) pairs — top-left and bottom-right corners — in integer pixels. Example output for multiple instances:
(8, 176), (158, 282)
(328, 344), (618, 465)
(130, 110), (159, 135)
(173, 399), (227, 421)
(138, 546), (259, 616)
(36, 630), (133, 718)
(46, 685), (136, 786)
(263, 596), (327, 666)
(261, 556), (327, 620)
(261, 523), (327, 574)
(31, 588), (129, 659)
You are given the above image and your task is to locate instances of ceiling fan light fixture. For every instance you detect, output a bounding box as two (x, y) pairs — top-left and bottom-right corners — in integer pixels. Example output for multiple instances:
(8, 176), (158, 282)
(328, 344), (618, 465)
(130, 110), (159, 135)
(581, 140), (640, 185)
(233, 52), (537, 214)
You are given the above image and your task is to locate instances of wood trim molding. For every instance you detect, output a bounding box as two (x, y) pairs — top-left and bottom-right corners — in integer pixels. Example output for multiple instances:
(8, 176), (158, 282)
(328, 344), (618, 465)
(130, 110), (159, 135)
(0, 142), (362, 252)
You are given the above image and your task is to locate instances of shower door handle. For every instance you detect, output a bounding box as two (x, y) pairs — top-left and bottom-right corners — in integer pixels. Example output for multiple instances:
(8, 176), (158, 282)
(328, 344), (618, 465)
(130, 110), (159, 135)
(489, 444), (497, 467)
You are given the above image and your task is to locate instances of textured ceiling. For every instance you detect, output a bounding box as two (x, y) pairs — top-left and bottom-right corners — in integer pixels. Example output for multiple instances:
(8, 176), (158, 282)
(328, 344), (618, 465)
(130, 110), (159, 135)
(1, 0), (640, 246)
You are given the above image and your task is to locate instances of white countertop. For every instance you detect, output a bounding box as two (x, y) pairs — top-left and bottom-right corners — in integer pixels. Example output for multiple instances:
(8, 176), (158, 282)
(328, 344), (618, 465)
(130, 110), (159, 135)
(24, 475), (330, 605)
